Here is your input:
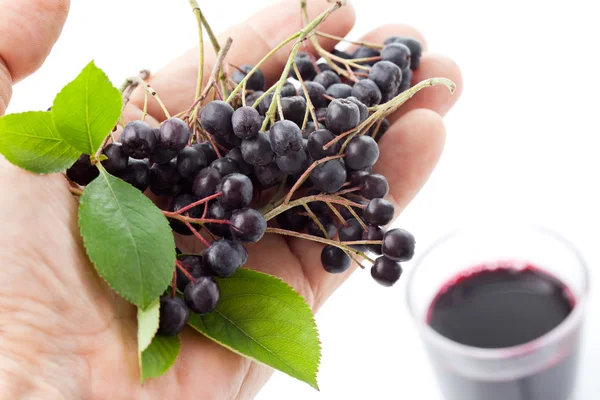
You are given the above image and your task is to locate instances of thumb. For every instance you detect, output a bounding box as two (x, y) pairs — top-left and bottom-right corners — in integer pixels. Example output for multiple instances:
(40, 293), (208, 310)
(0, 0), (70, 115)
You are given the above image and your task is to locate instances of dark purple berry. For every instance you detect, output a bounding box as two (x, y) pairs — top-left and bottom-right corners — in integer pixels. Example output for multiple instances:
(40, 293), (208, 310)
(149, 160), (181, 196)
(339, 218), (366, 251)
(203, 239), (247, 277)
(364, 198), (395, 226)
(196, 141), (218, 164)
(307, 129), (339, 160)
(276, 148), (307, 175)
(383, 36), (422, 70)
(371, 256), (403, 286)
(241, 134), (274, 166)
(232, 106), (261, 140)
(219, 173), (253, 209)
(281, 81), (298, 97)
(381, 43), (411, 71)
(382, 228), (415, 261)
(307, 213), (337, 239)
(303, 121), (325, 138)
(351, 79), (382, 107)
(346, 96), (368, 124)
(346, 135), (380, 170)
(303, 81), (327, 108)
(67, 154), (99, 186)
(158, 296), (189, 336)
(269, 120), (303, 155)
(280, 96), (307, 127)
(120, 120), (156, 159)
(362, 225), (385, 254)
(258, 93), (274, 116)
(150, 145), (178, 164)
(321, 245), (351, 273)
(200, 101), (234, 137)
(225, 147), (253, 176)
(167, 194), (202, 235)
(211, 157), (240, 177)
(314, 70), (341, 89)
(276, 206), (309, 231)
(192, 167), (221, 198)
(326, 98), (360, 135)
(361, 173), (389, 199)
(353, 46), (380, 66)
(177, 255), (207, 292)
(177, 145), (207, 179)
(291, 51), (317, 81)
(184, 277), (220, 314)
(230, 207), (267, 242)
(253, 162), (285, 188)
(118, 158), (150, 191)
(205, 200), (233, 238)
(232, 64), (265, 91)
(369, 61), (402, 101)
(399, 68), (412, 93)
(158, 118), (191, 151)
(326, 83), (352, 99)
(310, 159), (346, 193)
(350, 169), (369, 187)
(245, 90), (264, 106)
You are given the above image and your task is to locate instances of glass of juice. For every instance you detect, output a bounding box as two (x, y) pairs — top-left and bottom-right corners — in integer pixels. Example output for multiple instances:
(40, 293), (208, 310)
(406, 224), (589, 400)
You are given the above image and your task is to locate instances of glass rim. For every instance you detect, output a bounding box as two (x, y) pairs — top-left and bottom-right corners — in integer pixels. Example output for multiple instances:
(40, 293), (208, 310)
(406, 223), (590, 360)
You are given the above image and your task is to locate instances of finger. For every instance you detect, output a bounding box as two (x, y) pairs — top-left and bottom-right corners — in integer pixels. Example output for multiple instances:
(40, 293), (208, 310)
(287, 108), (446, 310)
(130, 0), (356, 119)
(352, 23), (462, 120)
(0, 0), (70, 115)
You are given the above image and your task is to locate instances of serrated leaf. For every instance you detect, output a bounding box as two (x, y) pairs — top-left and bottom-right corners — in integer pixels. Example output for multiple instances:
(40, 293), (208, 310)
(140, 334), (180, 383)
(0, 111), (80, 173)
(78, 166), (175, 308)
(52, 61), (122, 154)
(138, 300), (160, 354)
(187, 268), (321, 389)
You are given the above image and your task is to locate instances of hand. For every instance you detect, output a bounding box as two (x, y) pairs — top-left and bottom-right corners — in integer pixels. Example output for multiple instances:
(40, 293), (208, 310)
(0, 0), (462, 398)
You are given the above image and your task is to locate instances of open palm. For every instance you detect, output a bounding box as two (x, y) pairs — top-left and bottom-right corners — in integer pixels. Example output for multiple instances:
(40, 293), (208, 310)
(0, 0), (461, 398)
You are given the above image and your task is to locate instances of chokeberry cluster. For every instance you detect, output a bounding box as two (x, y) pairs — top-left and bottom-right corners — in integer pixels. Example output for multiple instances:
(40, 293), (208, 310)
(66, 33), (427, 337)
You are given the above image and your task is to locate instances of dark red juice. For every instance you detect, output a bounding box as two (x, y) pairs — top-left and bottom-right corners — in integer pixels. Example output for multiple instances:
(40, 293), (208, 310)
(427, 264), (579, 400)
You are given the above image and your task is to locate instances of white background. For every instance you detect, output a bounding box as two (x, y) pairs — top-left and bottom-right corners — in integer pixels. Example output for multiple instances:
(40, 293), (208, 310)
(8, 0), (600, 399)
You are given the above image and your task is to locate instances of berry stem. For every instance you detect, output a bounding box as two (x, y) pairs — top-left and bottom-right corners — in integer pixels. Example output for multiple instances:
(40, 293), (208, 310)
(326, 201), (347, 226)
(251, 83), (279, 109)
(183, 221), (211, 248)
(127, 76), (172, 119)
(333, 185), (361, 196)
(187, 37), (233, 121)
(175, 191), (222, 215)
(69, 186), (83, 196)
(171, 269), (177, 297)
(303, 203), (330, 239)
(226, 32), (302, 104)
(176, 260), (197, 282)
(265, 227), (376, 263)
(259, 176), (288, 214)
(188, 0), (205, 103)
(314, 31), (383, 50)
(283, 153), (346, 204)
(263, 194), (365, 221)
(346, 205), (369, 231)
(293, 62), (319, 128)
(261, 1), (345, 131)
(140, 89), (149, 122)
(348, 55), (380, 64)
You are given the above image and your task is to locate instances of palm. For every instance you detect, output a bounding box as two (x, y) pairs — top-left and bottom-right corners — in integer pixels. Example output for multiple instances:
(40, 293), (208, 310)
(0, 0), (461, 399)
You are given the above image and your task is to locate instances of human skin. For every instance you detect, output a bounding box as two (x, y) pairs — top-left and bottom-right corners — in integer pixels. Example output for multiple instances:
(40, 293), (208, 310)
(0, 0), (462, 398)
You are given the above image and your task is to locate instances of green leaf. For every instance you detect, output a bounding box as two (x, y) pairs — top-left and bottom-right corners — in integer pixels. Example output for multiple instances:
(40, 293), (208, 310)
(0, 111), (80, 173)
(140, 334), (180, 383)
(138, 300), (160, 354)
(187, 268), (321, 389)
(52, 61), (122, 154)
(78, 166), (176, 308)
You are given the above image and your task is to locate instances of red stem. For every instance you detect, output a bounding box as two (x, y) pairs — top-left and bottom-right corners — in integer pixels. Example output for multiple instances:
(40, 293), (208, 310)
(284, 153), (346, 204)
(175, 192), (222, 215)
(175, 260), (197, 282)
(183, 221), (211, 248)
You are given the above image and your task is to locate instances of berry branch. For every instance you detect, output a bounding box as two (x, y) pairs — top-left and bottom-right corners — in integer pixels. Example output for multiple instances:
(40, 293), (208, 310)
(314, 31), (383, 50)
(284, 153), (346, 204)
(188, 0), (205, 117)
(265, 227), (376, 264)
(263, 194), (365, 221)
